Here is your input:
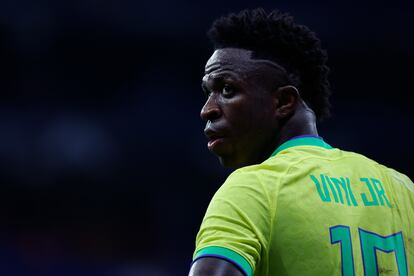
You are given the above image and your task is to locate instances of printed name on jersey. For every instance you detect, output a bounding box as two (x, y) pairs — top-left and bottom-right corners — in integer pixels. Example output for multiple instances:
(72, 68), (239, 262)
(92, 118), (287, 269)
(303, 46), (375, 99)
(310, 174), (392, 208)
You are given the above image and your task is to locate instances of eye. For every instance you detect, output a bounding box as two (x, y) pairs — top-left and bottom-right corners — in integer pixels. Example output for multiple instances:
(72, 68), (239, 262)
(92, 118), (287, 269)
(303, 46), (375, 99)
(204, 89), (212, 98)
(222, 84), (234, 97)
(202, 83), (211, 98)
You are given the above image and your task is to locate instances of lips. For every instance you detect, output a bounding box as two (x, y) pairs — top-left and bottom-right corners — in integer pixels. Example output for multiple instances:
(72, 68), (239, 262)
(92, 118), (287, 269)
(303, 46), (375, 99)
(207, 137), (225, 150)
(204, 127), (226, 151)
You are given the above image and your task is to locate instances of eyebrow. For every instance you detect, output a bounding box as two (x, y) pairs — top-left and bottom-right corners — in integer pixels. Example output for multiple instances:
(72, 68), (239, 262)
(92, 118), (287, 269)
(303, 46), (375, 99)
(201, 72), (240, 87)
(208, 72), (239, 80)
(201, 72), (240, 95)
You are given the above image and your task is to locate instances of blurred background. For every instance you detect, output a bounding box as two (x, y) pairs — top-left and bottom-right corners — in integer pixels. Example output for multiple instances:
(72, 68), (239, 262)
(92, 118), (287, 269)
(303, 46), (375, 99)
(0, 0), (413, 275)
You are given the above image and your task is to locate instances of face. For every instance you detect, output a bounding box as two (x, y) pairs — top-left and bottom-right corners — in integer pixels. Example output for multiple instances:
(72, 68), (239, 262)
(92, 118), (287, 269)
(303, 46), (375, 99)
(200, 48), (285, 168)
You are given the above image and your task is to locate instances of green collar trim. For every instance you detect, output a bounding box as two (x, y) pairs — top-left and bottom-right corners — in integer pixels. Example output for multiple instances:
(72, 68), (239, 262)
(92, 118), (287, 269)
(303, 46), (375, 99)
(271, 136), (333, 157)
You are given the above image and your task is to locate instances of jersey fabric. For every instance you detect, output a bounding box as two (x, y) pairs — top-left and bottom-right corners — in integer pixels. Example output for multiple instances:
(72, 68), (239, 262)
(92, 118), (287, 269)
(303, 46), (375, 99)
(193, 136), (414, 276)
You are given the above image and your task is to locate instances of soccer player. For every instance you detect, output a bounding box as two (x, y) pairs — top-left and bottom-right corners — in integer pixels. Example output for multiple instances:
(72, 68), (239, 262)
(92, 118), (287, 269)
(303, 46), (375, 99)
(189, 8), (414, 276)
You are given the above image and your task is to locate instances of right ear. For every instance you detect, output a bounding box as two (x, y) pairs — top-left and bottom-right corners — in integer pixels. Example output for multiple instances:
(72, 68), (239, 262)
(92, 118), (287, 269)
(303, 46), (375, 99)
(273, 85), (300, 119)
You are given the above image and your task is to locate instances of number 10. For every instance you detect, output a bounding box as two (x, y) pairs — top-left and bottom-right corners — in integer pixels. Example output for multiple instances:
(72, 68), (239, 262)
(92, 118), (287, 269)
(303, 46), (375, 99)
(330, 225), (408, 275)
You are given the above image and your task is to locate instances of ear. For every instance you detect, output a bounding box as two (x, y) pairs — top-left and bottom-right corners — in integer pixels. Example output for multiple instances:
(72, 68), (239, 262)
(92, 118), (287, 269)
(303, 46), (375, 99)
(274, 85), (299, 119)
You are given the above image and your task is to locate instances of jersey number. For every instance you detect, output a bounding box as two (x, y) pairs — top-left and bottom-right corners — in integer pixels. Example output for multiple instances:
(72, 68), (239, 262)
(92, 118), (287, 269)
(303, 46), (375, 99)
(329, 225), (408, 276)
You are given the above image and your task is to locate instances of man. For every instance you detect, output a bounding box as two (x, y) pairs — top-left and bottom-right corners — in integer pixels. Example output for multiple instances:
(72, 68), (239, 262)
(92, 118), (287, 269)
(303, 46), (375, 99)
(189, 8), (413, 276)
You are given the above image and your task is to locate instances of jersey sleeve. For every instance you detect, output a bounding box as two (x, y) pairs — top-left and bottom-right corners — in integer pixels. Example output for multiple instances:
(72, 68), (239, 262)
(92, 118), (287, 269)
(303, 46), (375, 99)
(193, 169), (273, 276)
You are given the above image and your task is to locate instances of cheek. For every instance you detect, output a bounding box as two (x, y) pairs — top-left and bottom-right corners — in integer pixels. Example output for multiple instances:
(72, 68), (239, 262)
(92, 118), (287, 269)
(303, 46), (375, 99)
(241, 111), (276, 141)
(227, 103), (264, 134)
(222, 93), (274, 133)
(223, 98), (249, 121)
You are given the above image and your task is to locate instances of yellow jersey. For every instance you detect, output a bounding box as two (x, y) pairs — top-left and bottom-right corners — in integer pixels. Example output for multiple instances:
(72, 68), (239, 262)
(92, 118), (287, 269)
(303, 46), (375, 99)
(193, 136), (413, 275)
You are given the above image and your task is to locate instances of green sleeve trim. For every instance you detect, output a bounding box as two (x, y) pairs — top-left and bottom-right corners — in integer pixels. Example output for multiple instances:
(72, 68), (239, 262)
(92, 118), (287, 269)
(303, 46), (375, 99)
(271, 137), (333, 157)
(193, 246), (253, 276)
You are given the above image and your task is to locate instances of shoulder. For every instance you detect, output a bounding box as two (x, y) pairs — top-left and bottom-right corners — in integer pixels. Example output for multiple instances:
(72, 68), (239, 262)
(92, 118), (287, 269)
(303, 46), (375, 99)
(214, 167), (269, 206)
(332, 148), (412, 183)
(273, 145), (381, 169)
(379, 165), (414, 192)
(232, 152), (297, 178)
(220, 156), (293, 193)
(303, 146), (414, 190)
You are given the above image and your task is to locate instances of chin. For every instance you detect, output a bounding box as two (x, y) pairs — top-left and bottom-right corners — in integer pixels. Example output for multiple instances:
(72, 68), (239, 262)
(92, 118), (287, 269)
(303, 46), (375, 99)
(217, 155), (246, 170)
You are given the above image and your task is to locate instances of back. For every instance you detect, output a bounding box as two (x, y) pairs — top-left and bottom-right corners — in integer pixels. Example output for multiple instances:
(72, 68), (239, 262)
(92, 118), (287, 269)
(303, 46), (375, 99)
(266, 142), (413, 275)
(193, 137), (414, 275)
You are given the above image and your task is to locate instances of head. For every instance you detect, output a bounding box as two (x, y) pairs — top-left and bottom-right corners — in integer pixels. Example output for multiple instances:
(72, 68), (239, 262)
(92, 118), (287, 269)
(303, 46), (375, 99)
(200, 8), (331, 169)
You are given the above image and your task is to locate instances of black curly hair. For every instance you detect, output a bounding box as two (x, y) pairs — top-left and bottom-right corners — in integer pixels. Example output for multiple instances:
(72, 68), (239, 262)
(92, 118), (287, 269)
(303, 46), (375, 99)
(208, 8), (331, 120)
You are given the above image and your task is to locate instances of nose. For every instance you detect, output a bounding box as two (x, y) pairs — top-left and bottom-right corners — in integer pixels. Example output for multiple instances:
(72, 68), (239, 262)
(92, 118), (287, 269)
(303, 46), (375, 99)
(200, 95), (221, 121)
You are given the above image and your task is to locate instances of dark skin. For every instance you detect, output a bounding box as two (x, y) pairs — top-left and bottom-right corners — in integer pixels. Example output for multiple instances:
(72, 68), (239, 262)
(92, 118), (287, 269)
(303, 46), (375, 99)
(190, 48), (318, 276)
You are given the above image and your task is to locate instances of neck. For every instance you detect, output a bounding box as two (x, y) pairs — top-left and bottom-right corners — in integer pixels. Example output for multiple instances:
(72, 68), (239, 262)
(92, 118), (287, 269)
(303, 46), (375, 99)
(275, 100), (319, 149)
(244, 100), (319, 167)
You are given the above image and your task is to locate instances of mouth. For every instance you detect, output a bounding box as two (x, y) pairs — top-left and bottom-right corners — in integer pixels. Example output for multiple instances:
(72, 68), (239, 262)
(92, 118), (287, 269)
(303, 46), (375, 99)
(207, 135), (225, 150)
(204, 128), (226, 151)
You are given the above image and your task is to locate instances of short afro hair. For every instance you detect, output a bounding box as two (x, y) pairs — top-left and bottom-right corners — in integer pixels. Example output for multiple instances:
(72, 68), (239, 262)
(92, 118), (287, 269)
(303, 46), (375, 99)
(208, 8), (331, 120)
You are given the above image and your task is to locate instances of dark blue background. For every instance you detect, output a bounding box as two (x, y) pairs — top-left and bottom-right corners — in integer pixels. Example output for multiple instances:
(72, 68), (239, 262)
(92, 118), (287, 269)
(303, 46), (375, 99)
(0, 0), (413, 275)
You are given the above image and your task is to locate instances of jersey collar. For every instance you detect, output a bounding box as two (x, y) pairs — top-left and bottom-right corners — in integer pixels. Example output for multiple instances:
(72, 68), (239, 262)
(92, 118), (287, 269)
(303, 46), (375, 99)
(270, 135), (333, 157)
